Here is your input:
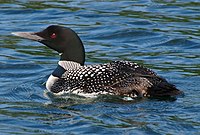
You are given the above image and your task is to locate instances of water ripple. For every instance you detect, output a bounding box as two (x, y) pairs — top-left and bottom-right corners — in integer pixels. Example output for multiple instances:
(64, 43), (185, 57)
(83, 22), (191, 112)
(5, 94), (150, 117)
(0, 0), (200, 134)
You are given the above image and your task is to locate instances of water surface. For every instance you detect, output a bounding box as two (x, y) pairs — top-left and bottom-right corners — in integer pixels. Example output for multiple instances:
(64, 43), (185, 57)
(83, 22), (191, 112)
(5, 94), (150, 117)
(0, 0), (200, 134)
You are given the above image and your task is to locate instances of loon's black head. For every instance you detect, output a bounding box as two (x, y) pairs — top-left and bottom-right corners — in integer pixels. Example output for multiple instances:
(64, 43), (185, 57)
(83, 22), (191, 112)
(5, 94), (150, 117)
(12, 25), (85, 65)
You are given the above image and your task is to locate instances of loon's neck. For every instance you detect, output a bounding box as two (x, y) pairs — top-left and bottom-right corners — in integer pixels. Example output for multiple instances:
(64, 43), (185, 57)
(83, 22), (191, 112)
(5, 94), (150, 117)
(46, 61), (82, 92)
(59, 36), (85, 66)
(58, 61), (81, 70)
(52, 61), (81, 78)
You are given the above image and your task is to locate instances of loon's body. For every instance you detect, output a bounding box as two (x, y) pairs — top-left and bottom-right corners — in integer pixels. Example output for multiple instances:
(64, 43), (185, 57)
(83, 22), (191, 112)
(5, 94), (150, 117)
(12, 25), (182, 98)
(46, 60), (157, 97)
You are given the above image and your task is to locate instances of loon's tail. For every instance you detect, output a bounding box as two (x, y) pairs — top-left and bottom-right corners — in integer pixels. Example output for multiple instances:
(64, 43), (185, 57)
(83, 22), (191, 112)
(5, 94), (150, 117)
(147, 79), (183, 97)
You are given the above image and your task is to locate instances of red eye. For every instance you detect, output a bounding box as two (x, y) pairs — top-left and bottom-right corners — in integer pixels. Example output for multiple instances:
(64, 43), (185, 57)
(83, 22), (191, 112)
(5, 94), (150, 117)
(50, 33), (56, 39)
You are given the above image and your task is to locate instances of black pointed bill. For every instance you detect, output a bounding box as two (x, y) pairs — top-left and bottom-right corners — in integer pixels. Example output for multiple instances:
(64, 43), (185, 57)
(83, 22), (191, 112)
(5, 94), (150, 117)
(11, 32), (44, 41)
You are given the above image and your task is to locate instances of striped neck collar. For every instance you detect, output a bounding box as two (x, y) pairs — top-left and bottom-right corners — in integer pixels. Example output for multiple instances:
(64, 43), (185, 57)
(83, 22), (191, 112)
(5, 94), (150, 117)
(52, 61), (81, 78)
(58, 61), (81, 70)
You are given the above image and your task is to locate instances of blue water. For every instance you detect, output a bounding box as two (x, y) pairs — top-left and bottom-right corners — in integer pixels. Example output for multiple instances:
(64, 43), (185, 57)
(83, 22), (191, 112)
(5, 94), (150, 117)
(0, 0), (200, 134)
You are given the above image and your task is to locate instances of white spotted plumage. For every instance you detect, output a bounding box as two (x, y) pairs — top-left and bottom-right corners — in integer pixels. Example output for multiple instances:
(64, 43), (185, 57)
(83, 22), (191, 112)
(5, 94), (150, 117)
(47, 60), (157, 97)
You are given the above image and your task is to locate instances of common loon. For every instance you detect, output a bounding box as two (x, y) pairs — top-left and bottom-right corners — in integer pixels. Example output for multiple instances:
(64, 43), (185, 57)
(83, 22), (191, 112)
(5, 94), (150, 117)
(12, 25), (183, 98)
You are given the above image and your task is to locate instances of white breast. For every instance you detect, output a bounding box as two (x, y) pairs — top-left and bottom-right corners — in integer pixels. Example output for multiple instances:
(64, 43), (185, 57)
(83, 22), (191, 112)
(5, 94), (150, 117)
(46, 75), (59, 91)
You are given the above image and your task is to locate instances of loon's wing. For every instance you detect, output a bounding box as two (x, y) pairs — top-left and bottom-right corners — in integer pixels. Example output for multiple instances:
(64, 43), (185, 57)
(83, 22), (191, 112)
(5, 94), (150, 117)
(109, 61), (157, 76)
(103, 61), (181, 97)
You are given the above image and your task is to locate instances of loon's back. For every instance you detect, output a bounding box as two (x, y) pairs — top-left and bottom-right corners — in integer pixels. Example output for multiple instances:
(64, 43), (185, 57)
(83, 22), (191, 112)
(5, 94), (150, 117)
(48, 61), (182, 98)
